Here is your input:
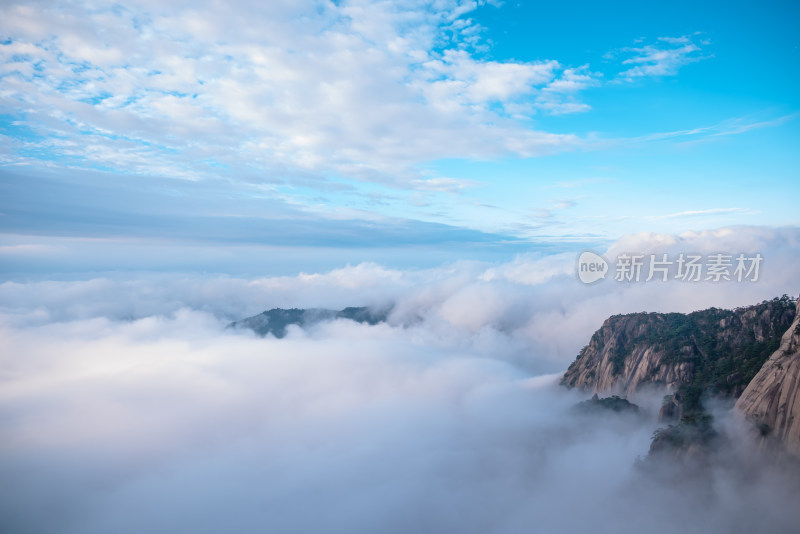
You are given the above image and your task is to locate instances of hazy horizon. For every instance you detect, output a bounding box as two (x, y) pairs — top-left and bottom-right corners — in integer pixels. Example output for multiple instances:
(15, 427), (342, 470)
(1, 1), (799, 533)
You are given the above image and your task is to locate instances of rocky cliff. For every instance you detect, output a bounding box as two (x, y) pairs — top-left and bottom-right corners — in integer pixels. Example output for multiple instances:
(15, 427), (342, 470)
(561, 296), (796, 404)
(735, 296), (800, 459)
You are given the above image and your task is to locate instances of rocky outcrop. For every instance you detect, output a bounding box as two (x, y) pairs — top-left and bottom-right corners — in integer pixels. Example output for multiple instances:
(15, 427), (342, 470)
(561, 297), (796, 399)
(735, 296), (800, 459)
(648, 412), (719, 465)
(572, 393), (640, 415)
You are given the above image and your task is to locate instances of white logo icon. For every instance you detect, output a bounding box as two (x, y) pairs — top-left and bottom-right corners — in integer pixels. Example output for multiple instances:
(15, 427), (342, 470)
(577, 251), (608, 284)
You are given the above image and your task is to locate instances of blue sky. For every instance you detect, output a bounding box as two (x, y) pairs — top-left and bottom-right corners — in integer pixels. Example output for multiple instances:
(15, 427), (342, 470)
(0, 0), (798, 275)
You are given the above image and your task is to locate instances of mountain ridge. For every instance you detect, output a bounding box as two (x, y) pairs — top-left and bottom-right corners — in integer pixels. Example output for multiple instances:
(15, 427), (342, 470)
(561, 296), (796, 404)
(561, 294), (800, 460)
(230, 306), (390, 338)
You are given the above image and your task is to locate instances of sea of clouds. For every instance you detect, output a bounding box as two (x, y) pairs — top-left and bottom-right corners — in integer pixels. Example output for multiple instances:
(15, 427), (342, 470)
(2, 226), (800, 533)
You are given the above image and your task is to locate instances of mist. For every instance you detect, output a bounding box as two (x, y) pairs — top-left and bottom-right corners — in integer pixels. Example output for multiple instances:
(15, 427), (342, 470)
(2, 0), (799, 529)
(2, 227), (800, 533)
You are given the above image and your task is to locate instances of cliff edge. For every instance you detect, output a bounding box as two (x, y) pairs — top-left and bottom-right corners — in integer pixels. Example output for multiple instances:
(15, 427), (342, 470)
(561, 297), (796, 404)
(735, 295), (800, 459)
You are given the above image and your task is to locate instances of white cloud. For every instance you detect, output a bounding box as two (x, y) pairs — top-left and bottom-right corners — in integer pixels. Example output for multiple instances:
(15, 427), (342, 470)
(410, 176), (479, 193)
(2, 225), (798, 370)
(607, 113), (798, 149)
(615, 34), (709, 81)
(0, 0), (583, 185)
(649, 207), (751, 220)
(2, 225), (800, 533)
(419, 49), (559, 108)
(535, 66), (599, 114)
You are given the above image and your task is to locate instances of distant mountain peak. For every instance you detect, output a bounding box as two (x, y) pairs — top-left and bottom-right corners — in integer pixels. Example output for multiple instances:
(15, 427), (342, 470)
(229, 306), (390, 338)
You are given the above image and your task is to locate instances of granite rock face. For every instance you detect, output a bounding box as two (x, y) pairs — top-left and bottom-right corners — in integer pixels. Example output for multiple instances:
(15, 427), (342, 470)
(735, 296), (800, 459)
(561, 297), (796, 399)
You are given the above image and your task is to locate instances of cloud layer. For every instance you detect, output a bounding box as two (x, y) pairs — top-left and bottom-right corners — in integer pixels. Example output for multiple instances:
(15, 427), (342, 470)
(0, 1), (718, 187)
(2, 225), (798, 369)
(0, 0), (587, 184)
(2, 227), (800, 533)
